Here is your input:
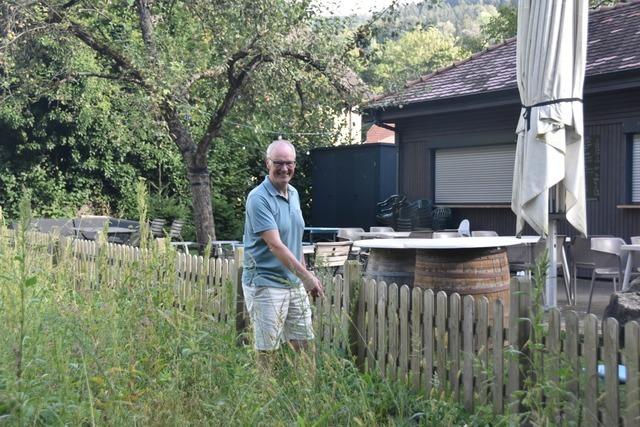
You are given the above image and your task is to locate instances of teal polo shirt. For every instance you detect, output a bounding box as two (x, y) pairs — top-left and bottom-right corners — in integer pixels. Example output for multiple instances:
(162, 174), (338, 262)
(242, 176), (305, 288)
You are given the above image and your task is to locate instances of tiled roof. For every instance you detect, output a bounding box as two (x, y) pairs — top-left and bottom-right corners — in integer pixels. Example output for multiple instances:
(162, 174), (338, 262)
(368, 1), (640, 110)
(365, 124), (395, 143)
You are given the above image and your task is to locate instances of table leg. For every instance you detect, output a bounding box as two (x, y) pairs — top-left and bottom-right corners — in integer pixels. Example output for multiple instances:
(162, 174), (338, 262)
(622, 251), (633, 291)
(560, 246), (572, 305)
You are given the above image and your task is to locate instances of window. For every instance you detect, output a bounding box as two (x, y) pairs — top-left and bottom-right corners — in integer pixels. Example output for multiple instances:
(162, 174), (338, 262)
(434, 144), (516, 204)
(584, 133), (600, 200)
(633, 134), (640, 203)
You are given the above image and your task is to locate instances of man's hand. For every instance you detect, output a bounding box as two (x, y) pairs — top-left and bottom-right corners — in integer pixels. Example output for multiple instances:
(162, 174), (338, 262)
(302, 272), (324, 297)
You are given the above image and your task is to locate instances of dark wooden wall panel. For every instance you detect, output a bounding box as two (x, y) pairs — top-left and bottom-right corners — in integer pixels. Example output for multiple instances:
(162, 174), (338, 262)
(392, 87), (640, 240)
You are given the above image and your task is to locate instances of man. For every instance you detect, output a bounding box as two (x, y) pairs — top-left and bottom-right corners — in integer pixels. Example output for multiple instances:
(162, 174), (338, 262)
(242, 139), (323, 353)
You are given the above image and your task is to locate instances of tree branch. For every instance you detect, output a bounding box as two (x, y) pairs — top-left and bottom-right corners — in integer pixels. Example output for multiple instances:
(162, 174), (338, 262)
(282, 50), (362, 100)
(135, 0), (157, 62)
(60, 71), (143, 85)
(179, 65), (226, 99)
(197, 54), (265, 158)
(42, 2), (151, 90)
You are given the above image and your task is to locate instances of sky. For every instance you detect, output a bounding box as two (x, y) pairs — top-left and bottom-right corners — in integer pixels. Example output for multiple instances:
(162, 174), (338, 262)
(318, 0), (417, 17)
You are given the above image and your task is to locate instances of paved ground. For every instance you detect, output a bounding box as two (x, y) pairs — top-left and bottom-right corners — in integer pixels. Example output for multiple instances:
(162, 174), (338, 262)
(552, 276), (616, 320)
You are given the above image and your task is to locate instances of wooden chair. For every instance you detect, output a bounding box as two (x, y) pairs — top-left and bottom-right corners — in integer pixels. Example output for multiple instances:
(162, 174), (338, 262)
(168, 220), (198, 253)
(168, 219), (185, 240)
(150, 218), (166, 238)
(313, 241), (353, 274)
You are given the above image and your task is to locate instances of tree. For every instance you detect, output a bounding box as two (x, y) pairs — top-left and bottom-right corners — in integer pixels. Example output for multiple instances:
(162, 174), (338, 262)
(480, 1), (624, 46)
(480, 4), (517, 45)
(362, 26), (468, 94)
(1, 0), (363, 245)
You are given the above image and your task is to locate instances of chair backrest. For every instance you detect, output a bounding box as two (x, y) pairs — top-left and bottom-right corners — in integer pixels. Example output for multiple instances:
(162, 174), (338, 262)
(432, 231), (460, 239)
(336, 228), (364, 241)
(591, 237), (626, 270)
(395, 218), (412, 232)
(471, 230), (499, 237)
(570, 236), (594, 267)
(370, 226), (394, 233)
(457, 219), (470, 237)
(314, 241), (352, 268)
(150, 218), (167, 238)
(168, 220), (185, 240)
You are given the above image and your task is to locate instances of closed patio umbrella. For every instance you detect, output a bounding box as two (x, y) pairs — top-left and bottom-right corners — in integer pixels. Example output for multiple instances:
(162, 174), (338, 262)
(511, 0), (588, 307)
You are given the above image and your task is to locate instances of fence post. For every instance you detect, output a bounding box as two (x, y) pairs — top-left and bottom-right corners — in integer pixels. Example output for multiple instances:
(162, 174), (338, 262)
(507, 276), (532, 416)
(344, 260), (363, 366)
(233, 246), (247, 344)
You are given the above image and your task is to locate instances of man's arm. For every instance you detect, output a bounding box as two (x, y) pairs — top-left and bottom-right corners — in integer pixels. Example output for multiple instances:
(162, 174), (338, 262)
(261, 229), (323, 296)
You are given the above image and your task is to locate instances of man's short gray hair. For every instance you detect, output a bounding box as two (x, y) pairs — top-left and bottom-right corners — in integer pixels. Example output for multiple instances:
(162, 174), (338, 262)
(266, 139), (296, 159)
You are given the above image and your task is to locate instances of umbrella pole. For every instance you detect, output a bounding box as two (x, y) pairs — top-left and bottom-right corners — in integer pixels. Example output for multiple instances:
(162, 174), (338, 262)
(546, 219), (558, 308)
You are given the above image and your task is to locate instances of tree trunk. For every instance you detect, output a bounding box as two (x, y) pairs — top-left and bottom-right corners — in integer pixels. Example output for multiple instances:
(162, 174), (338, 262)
(165, 106), (217, 246)
(187, 165), (216, 246)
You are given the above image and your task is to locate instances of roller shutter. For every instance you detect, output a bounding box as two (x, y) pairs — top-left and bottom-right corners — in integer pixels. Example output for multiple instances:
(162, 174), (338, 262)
(435, 144), (516, 204)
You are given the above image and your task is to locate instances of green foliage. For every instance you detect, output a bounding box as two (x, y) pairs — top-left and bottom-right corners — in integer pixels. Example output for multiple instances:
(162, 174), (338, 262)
(363, 26), (469, 94)
(1, 0), (362, 242)
(480, 5), (517, 45)
(0, 223), (502, 425)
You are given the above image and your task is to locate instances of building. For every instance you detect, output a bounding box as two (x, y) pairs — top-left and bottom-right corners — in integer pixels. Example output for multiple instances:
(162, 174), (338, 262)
(363, 1), (640, 239)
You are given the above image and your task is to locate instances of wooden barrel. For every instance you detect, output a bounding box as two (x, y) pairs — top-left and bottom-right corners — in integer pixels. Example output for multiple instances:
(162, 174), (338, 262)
(413, 248), (510, 318)
(364, 248), (416, 287)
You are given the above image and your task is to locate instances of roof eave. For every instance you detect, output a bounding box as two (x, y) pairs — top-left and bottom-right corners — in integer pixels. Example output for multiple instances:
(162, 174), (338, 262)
(365, 68), (640, 123)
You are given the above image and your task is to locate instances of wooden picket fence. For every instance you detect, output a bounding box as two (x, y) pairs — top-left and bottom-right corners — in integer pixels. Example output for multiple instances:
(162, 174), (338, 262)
(11, 230), (640, 425)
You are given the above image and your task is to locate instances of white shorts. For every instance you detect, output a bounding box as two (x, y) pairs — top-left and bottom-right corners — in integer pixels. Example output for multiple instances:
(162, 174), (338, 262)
(242, 283), (314, 351)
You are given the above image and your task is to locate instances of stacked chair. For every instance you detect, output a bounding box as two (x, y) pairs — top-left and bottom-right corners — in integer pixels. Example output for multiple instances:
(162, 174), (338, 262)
(375, 195), (407, 230)
(375, 195), (450, 232)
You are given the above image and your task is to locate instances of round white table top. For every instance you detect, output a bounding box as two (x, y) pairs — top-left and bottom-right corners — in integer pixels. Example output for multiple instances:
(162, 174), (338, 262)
(353, 236), (534, 250)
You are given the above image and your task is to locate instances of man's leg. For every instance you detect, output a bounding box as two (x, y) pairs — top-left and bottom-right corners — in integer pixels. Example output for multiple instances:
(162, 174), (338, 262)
(242, 284), (290, 357)
(284, 286), (315, 354)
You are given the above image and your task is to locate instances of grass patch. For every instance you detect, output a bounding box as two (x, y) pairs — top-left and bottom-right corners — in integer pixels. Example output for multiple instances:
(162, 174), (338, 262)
(0, 206), (499, 425)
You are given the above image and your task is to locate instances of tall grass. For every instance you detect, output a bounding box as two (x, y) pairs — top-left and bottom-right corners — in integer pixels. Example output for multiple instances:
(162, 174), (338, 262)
(0, 198), (499, 426)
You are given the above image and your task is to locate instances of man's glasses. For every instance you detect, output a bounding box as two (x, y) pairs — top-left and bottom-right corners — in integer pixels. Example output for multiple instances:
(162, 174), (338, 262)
(269, 159), (296, 168)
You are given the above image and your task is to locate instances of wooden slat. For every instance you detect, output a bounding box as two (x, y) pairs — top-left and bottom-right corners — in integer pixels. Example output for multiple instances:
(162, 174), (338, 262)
(423, 289), (435, 395)
(399, 285), (410, 383)
(624, 321), (640, 427)
(333, 275), (344, 349)
(344, 261), (358, 358)
(507, 278), (521, 415)
(356, 277), (367, 368)
(493, 300), (504, 415)
(366, 279), (377, 371)
(410, 287), (423, 391)
(323, 277), (334, 347)
(463, 295), (474, 411)
(476, 296), (489, 406)
(450, 293), (461, 401)
(218, 258), (227, 321)
(603, 318), (620, 427)
(547, 308), (561, 386)
(545, 308), (563, 419)
(388, 283), (399, 382)
(436, 291), (448, 392)
(210, 258), (220, 320)
(222, 259), (231, 319)
(583, 314), (599, 427)
(377, 281), (388, 378)
(565, 311), (580, 406)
